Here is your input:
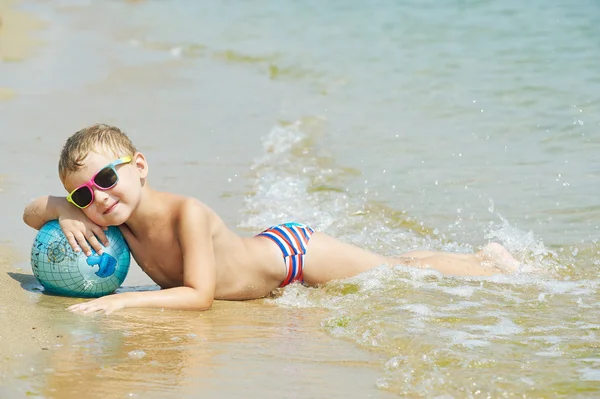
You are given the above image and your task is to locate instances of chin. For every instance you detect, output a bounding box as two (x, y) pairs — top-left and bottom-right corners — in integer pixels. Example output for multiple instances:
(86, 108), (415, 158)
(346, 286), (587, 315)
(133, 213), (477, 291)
(103, 212), (130, 227)
(91, 208), (130, 227)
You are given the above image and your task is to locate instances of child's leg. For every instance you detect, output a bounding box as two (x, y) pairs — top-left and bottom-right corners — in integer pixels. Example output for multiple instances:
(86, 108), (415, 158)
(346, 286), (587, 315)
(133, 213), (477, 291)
(303, 233), (520, 285)
(395, 243), (521, 275)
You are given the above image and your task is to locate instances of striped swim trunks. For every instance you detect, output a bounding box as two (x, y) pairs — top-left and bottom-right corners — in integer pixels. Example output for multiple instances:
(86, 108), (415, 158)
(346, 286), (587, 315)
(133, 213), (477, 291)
(256, 222), (315, 287)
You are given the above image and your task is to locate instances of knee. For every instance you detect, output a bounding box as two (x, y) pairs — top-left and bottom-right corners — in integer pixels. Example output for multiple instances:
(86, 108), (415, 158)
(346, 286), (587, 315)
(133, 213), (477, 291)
(398, 250), (436, 259)
(391, 256), (425, 268)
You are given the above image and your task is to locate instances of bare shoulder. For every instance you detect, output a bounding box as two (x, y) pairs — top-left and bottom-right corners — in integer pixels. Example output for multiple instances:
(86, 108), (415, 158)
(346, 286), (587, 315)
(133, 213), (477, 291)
(172, 196), (219, 232)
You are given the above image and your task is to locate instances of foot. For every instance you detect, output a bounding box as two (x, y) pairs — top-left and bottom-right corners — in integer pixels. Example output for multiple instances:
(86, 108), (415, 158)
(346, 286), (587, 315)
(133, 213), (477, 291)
(477, 242), (521, 273)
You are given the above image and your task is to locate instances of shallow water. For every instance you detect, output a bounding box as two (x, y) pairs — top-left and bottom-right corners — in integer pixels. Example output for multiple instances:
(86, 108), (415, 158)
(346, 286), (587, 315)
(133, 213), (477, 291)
(244, 122), (600, 397)
(2, 0), (600, 397)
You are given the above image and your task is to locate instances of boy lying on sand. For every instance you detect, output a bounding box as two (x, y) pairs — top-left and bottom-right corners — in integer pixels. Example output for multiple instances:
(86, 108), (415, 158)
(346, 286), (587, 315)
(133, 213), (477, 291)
(23, 124), (520, 314)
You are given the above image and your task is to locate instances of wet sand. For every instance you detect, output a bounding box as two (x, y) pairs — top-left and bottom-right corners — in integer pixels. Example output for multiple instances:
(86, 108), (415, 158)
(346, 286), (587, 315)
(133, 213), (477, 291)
(0, 246), (61, 397)
(0, 1), (52, 395)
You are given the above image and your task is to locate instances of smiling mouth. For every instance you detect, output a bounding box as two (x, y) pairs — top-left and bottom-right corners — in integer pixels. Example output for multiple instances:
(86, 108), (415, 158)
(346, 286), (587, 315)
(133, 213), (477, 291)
(103, 201), (119, 215)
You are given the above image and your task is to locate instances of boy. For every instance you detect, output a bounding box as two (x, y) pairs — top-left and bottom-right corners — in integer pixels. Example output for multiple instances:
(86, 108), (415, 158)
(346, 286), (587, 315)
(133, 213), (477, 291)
(23, 124), (520, 315)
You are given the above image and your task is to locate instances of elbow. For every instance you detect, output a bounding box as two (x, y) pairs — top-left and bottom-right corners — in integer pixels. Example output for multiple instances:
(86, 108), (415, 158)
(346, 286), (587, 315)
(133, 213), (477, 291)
(193, 299), (213, 311)
(23, 196), (56, 230)
(187, 291), (214, 311)
(22, 207), (40, 230)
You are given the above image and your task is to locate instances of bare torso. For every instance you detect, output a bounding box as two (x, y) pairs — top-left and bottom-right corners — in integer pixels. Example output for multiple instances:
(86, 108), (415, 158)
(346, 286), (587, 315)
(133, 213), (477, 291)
(122, 192), (286, 300)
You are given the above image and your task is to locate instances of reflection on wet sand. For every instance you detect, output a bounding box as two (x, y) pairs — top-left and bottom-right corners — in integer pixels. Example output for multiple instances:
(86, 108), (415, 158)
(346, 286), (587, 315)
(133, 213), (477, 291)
(32, 296), (391, 399)
(39, 308), (212, 397)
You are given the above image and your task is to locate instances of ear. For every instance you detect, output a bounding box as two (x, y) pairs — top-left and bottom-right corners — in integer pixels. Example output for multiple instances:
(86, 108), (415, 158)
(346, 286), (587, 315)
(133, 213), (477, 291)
(132, 152), (149, 179)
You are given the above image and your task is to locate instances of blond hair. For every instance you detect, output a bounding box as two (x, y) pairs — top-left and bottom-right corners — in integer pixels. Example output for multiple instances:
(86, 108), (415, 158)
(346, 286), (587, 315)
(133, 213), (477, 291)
(59, 124), (137, 180)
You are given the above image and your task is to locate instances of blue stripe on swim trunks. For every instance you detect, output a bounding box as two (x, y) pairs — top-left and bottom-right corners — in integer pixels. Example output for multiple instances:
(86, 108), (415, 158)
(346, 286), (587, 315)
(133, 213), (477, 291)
(257, 222), (315, 287)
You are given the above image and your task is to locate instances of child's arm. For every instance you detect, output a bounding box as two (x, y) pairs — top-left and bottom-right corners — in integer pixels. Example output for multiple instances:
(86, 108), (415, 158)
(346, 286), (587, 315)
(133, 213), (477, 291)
(68, 200), (216, 314)
(23, 195), (108, 256)
(23, 195), (69, 230)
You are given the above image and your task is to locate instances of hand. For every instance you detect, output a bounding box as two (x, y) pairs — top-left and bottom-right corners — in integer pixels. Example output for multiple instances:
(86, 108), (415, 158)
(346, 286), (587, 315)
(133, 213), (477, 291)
(67, 294), (126, 315)
(57, 201), (109, 256)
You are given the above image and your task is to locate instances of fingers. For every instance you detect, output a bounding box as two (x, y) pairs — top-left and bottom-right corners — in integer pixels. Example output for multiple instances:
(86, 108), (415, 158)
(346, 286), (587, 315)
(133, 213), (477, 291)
(68, 299), (118, 315)
(68, 303), (92, 313)
(86, 227), (109, 255)
(93, 226), (110, 247)
(68, 301), (104, 314)
(61, 221), (109, 256)
(70, 232), (106, 256)
(65, 231), (81, 253)
(86, 234), (103, 255)
(73, 231), (93, 256)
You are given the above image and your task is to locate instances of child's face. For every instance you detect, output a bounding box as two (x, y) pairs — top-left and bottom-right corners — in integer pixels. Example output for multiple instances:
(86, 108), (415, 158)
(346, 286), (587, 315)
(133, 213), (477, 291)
(62, 151), (146, 226)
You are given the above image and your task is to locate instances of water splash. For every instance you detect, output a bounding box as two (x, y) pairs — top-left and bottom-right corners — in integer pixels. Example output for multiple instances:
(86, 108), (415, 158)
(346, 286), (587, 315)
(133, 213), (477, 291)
(484, 206), (566, 274)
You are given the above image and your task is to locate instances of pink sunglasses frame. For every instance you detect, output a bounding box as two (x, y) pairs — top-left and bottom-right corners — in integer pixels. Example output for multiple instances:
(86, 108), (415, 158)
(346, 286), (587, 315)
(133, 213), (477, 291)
(66, 156), (132, 209)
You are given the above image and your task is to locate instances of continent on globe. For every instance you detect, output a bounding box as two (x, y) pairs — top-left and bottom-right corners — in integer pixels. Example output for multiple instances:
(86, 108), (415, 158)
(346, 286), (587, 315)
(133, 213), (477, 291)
(86, 253), (118, 278)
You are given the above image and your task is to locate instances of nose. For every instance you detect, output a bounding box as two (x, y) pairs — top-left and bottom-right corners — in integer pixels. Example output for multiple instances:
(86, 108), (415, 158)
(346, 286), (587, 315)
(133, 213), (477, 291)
(93, 187), (110, 204)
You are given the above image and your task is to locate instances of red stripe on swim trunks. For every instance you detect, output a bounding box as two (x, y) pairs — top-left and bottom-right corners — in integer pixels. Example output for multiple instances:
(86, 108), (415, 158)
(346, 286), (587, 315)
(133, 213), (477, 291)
(291, 255), (304, 283)
(264, 230), (295, 257)
(290, 255), (300, 282)
(297, 225), (313, 243)
(291, 225), (311, 249)
(280, 255), (295, 287)
(282, 225), (305, 254)
(270, 228), (299, 256)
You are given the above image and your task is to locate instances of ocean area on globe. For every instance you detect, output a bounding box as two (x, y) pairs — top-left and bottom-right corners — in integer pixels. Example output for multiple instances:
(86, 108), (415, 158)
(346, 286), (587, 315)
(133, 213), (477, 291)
(31, 220), (131, 298)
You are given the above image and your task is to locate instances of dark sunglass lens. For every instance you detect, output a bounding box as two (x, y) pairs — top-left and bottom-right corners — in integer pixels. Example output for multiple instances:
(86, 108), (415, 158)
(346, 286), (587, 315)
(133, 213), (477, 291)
(94, 167), (118, 189)
(72, 187), (93, 208)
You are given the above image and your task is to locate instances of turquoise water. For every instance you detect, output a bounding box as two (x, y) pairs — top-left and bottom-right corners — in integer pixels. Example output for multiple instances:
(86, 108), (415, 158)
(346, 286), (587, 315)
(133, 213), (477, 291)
(3, 0), (600, 397)
(89, 0), (600, 245)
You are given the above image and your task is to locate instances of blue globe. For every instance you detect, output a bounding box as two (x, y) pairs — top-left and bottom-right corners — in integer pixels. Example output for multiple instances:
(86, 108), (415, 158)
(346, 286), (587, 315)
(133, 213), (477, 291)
(31, 220), (131, 298)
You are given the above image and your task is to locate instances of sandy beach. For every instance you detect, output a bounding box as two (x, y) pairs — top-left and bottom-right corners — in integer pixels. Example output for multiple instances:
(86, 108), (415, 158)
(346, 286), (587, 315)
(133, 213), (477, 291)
(0, 1), (54, 395)
(0, 246), (67, 397)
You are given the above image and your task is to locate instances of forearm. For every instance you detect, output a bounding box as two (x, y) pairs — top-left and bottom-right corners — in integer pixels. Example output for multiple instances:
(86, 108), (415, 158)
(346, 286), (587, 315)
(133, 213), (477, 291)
(23, 195), (68, 230)
(119, 286), (214, 311)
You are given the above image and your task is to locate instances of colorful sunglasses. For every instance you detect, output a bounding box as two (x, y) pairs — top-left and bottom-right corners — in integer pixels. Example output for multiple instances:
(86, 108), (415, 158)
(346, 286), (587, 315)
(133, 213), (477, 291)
(66, 156), (132, 209)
